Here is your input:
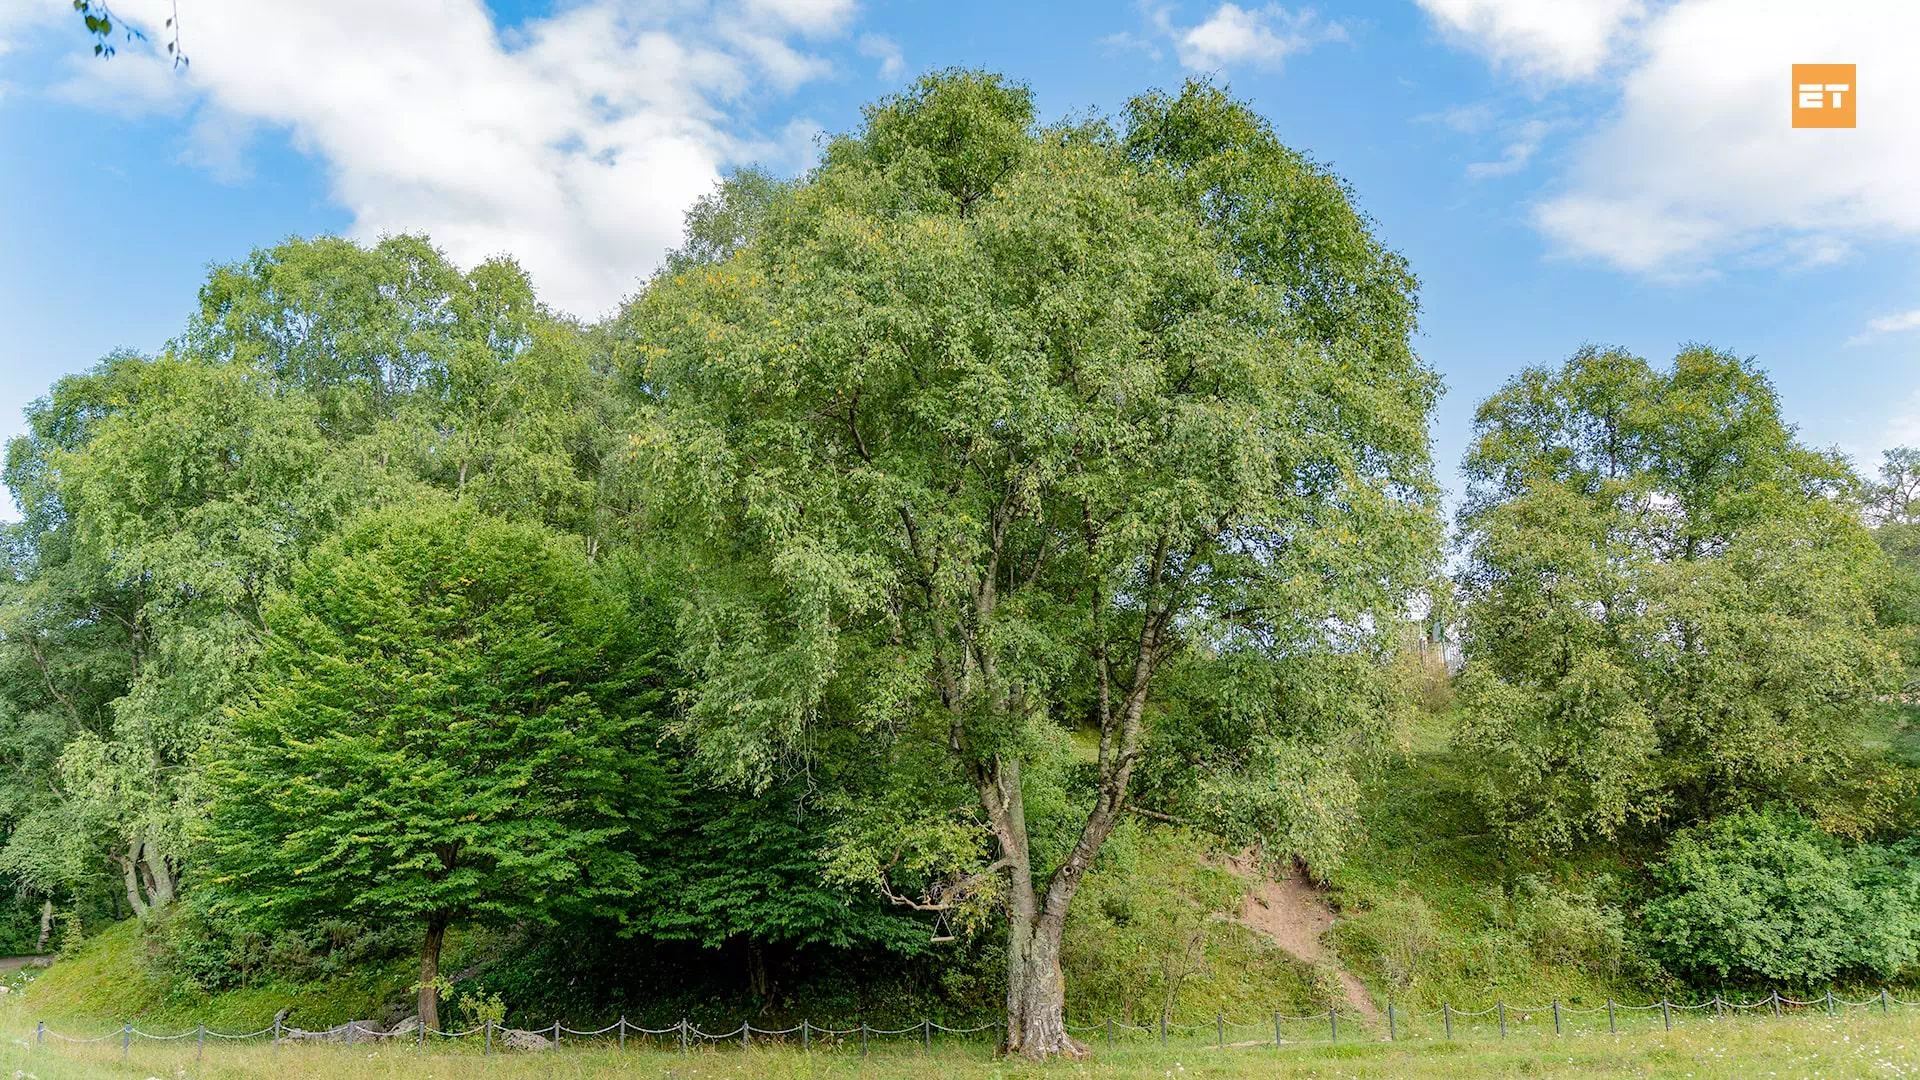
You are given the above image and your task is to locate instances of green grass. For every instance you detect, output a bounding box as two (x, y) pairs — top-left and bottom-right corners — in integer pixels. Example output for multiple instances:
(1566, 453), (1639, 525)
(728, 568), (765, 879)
(7, 1002), (1920, 1079)
(1324, 708), (1656, 1012)
(18, 919), (427, 1032)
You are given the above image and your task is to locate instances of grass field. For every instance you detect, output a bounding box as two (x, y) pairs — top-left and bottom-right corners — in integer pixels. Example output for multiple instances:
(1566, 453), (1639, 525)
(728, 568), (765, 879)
(7, 1002), (1920, 1079)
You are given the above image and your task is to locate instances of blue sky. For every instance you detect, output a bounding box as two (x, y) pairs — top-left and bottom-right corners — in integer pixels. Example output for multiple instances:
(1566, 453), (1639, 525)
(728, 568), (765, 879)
(3, 0), (1918, 516)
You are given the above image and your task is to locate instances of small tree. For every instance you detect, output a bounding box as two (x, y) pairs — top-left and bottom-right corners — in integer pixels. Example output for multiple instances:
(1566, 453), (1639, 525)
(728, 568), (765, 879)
(629, 72), (1438, 1057)
(206, 504), (665, 1029)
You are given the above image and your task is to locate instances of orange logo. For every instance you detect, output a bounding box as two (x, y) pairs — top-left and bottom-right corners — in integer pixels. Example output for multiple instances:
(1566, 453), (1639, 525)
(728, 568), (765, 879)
(1792, 64), (1855, 128)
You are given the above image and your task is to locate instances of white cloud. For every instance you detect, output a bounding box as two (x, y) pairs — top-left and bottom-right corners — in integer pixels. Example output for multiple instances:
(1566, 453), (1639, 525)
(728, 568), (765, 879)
(1465, 117), (1549, 178)
(1415, 0), (1644, 82)
(0, 0), (64, 58)
(1142, 3), (1346, 72)
(744, 0), (857, 35)
(1427, 0), (1920, 278)
(855, 32), (905, 80)
(43, 0), (855, 318)
(1850, 309), (1920, 346)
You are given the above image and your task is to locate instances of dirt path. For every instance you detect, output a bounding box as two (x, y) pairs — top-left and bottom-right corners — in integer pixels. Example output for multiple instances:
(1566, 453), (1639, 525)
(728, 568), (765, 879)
(0, 955), (49, 973)
(1221, 856), (1379, 1024)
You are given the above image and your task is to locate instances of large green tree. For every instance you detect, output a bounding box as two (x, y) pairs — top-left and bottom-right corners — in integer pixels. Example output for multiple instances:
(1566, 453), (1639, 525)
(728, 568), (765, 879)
(1455, 346), (1902, 850)
(206, 504), (666, 1029)
(627, 72), (1438, 1057)
(0, 236), (622, 922)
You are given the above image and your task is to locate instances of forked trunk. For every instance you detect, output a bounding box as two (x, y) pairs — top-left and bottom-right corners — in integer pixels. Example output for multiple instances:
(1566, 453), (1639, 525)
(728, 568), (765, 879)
(418, 914), (449, 1031)
(1003, 913), (1083, 1060)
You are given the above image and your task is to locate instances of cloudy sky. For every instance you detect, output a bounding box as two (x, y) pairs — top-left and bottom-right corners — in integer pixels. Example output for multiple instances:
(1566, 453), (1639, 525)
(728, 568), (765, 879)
(3, 0), (1918, 508)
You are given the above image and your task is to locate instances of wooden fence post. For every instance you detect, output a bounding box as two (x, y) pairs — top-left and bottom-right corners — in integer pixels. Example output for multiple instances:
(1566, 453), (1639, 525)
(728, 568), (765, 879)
(1607, 999), (1616, 1034)
(1442, 1003), (1452, 1040)
(1498, 1001), (1506, 1039)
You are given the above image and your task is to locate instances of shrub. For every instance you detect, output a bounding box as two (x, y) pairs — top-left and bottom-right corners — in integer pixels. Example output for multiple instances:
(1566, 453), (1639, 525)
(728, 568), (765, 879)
(1513, 875), (1628, 975)
(1643, 807), (1920, 986)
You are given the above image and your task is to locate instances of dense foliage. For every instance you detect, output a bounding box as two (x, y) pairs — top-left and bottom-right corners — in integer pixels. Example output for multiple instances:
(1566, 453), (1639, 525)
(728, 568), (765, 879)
(1455, 346), (1904, 850)
(206, 505), (666, 1028)
(3, 68), (1918, 1055)
(1644, 808), (1920, 986)
(626, 70), (1439, 1056)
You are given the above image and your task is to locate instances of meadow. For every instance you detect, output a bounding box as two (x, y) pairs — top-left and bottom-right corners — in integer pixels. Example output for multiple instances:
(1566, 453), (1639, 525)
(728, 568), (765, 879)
(8, 997), (1920, 1080)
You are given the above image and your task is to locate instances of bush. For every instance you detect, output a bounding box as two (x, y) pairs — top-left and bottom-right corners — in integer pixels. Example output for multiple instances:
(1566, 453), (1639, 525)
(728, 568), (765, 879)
(1642, 807), (1920, 986)
(1513, 875), (1628, 975)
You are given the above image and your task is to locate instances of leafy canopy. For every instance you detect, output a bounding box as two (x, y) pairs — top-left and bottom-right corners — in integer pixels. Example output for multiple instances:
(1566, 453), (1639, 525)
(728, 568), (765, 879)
(1456, 346), (1902, 851)
(205, 503), (667, 931)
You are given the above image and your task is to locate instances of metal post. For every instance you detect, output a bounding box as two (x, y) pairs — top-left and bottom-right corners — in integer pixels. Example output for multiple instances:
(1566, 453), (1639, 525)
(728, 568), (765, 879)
(1607, 999), (1616, 1034)
(1661, 1001), (1671, 1031)
(1884, 989), (1891, 1015)
(619, 1016), (626, 1052)
(1827, 990), (1836, 1017)
(922, 1018), (930, 1050)
(1388, 1003), (1396, 1041)
(198, 1023), (206, 1061)
(485, 1019), (493, 1055)
(1498, 1001), (1506, 1039)
(1105, 1018), (1112, 1048)
(1329, 1005), (1337, 1043)
(35, 1021), (44, 1048)
(860, 1022), (868, 1057)
(679, 1018), (687, 1054)
(801, 1019), (809, 1050)
(1443, 1003), (1452, 1040)
(1553, 1001), (1561, 1036)
(1217, 1012), (1224, 1048)
(1772, 991), (1781, 1018)
(121, 1022), (130, 1059)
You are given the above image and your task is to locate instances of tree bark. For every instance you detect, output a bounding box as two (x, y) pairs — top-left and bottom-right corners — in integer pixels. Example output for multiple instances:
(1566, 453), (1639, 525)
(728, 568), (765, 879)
(140, 839), (176, 908)
(418, 913), (450, 1031)
(1004, 912), (1080, 1059)
(118, 843), (149, 919)
(37, 899), (54, 953)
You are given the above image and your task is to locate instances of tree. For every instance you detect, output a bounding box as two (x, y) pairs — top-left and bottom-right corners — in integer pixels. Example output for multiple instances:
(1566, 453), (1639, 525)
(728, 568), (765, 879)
(1456, 346), (1901, 850)
(627, 72), (1438, 1058)
(0, 236), (624, 926)
(206, 504), (666, 1030)
(1870, 449), (1920, 692)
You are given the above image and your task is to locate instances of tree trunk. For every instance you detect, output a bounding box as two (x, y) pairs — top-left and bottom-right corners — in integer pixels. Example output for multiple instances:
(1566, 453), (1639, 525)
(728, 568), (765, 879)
(418, 914), (449, 1031)
(140, 839), (176, 908)
(37, 899), (54, 953)
(1004, 912), (1081, 1059)
(118, 844), (149, 919)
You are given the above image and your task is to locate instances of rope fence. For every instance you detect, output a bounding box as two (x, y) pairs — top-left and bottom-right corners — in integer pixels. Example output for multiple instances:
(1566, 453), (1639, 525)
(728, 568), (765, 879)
(25, 988), (1920, 1061)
